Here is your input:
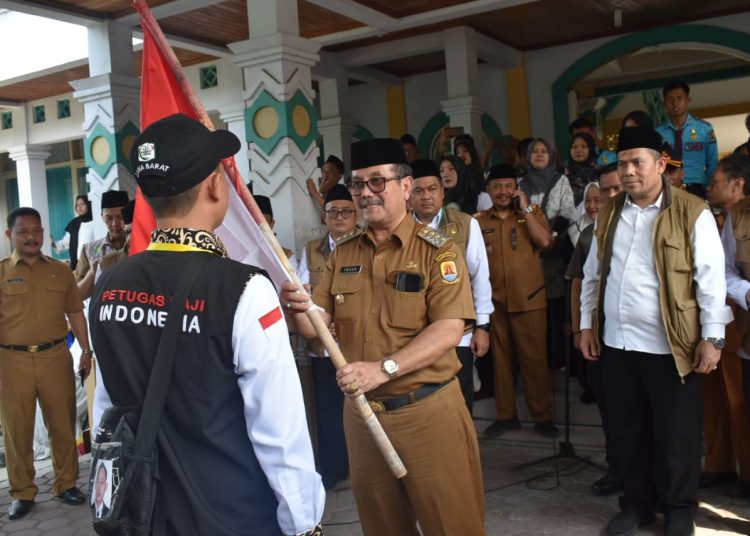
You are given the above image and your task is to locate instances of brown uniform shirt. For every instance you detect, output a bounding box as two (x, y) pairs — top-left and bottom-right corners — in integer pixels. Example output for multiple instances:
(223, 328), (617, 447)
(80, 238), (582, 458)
(75, 235), (124, 282)
(0, 251), (84, 345)
(313, 215), (475, 398)
(475, 206), (548, 313)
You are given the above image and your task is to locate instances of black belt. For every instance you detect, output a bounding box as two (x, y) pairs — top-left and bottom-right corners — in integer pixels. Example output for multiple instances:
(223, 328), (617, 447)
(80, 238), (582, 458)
(0, 338), (66, 353)
(368, 378), (454, 413)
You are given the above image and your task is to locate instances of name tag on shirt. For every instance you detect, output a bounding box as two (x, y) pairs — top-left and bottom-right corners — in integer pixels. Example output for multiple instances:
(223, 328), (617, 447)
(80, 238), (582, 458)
(340, 265), (362, 274)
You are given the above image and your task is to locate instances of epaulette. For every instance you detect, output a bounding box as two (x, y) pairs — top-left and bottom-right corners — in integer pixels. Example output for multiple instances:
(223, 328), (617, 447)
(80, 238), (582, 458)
(417, 226), (451, 248)
(334, 228), (363, 246)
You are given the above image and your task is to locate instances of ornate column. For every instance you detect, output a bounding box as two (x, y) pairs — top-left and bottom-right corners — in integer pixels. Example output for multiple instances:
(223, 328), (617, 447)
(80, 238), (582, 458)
(317, 76), (356, 174)
(229, 0), (323, 252)
(70, 20), (140, 239)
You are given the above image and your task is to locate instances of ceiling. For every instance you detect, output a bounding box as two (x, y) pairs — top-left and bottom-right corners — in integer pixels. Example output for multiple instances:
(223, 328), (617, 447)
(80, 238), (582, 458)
(1, 0), (750, 103)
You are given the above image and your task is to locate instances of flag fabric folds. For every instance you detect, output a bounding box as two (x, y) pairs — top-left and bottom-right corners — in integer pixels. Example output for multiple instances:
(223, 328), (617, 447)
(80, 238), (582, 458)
(131, 2), (289, 288)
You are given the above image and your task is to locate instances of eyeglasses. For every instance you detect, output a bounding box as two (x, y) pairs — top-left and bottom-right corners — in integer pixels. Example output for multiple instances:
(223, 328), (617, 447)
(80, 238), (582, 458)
(346, 176), (402, 195)
(325, 208), (356, 220)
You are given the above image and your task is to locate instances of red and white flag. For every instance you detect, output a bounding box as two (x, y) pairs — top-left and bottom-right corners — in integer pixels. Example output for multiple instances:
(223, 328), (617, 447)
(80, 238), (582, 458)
(131, 1), (288, 288)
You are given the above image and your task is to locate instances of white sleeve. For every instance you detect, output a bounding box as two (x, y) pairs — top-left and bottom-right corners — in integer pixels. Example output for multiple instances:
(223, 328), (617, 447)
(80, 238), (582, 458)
(466, 217), (494, 324)
(692, 209), (732, 337)
(92, 361), (113, 434)
(476, 192), (493, 212)
(232, 275), (324, 535)
(722, 216), (750, 310)
(579, 226), (600, 330)
(297, 246), (310, 286)
(288, 253), (299, 274)
(52, 232), (71, 253)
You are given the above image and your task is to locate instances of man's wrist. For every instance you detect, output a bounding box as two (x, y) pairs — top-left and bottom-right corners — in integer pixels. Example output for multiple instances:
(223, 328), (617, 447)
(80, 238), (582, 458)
(81, 349), (93, 356)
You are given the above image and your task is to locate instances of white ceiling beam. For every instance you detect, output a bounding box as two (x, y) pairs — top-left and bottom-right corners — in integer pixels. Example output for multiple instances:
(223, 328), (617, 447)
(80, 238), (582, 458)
(312, 0), (537, 46)
(0, 0), (100, 26)
(131, 29), (232, 58)
(314, 51), (400, 86)
(116, 0), (222, 26)
(0, 58), (89, 88)
(307, 0), (395, 30)
(474, 32), (520, 68)
(347, 66), (401, 85)
(336, 31), (444, 67)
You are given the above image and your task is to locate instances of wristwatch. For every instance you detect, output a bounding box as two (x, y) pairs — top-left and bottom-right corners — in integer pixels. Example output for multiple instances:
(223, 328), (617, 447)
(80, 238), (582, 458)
(523, 205), (534, 214)
(475, 323), (491, 332)
(381, 357), (399, 380)
(702, 337), (726, 350)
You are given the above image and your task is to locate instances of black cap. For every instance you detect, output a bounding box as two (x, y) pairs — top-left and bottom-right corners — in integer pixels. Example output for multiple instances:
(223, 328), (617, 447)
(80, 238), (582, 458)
(131, 113), (241, 198)
(351, 138), (408, 170)
(324, 184), (352, 204)
(122, 200), (135, 225)
(325, 154), (345, 175)
(486, 163), (517, 182)
(617, 127), (663, 153)
(255, 195), (273, 218)
(101, 190), (129, 209)
(410, 159), (440, 179)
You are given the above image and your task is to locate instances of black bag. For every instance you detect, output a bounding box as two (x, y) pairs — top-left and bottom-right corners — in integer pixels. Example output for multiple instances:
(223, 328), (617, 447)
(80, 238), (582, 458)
(90, 255), (210, 535)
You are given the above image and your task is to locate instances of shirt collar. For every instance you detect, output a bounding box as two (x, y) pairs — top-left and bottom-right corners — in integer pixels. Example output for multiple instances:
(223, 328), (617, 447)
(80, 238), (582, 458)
(625, 191), (663, 210)
(149, 228), (228, 257)
(10, 250), (49, 266)
(328, 233), (336, 252)
(412, 207), (443, 230)
(363, 213), (415, 248)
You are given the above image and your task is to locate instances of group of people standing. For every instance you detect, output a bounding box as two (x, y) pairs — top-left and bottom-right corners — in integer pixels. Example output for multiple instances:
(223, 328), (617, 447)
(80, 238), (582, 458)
(1, 75), (749, 536)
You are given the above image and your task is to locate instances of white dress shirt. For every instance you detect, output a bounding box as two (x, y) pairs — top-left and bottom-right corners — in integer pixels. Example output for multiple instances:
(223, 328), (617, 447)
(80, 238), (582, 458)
(94, 274), (324, 535)
(580, 193), (730, 354)
(417, 208), (494, 347)
(721, 216), (750, 359)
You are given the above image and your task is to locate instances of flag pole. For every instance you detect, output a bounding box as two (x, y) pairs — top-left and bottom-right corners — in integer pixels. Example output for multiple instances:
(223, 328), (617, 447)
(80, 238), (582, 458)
(134, 0), (406, 479)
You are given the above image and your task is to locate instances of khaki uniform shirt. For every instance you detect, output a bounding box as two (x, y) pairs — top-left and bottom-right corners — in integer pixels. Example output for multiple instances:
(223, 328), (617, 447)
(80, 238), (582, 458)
(475, 206), (548, 313)
(0, 251), (83, 345)
(312, 215), (475, 398)
(75, 235), (124, 282)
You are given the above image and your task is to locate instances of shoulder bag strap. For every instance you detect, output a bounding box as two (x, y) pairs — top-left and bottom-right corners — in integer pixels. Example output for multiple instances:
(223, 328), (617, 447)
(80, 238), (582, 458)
(133, 253), (212, 455)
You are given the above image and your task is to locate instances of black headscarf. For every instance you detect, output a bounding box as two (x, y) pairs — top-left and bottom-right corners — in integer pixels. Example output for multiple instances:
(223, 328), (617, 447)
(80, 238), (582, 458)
(453, 136), (485, 196)
(440, 155), (478, 214)
(65, 195), (92, 269)
(521, 138), (560, 197)
(566, 133), (598, 205)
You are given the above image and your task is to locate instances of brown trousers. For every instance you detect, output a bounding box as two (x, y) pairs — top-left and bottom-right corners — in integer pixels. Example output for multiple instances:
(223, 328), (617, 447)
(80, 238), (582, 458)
(0, 345), (79, 499)
(344, 380), (485, 536)
(702, 321), (750, 480)
(489, 307), (551, 421)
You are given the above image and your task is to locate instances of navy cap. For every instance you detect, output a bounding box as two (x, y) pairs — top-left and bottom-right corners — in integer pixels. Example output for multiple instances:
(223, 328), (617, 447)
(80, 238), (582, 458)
(131, 113), (240, 198)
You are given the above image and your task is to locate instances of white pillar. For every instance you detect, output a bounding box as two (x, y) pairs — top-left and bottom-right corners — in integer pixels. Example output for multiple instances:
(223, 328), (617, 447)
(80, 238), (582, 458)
(71, 20), (139, 239)
(318, 76), (356, 173)
(219, 103), (251, 186)
(229, 0), (323, 252)
(441, 26), (486, 154)
(8, 144), (52, 255)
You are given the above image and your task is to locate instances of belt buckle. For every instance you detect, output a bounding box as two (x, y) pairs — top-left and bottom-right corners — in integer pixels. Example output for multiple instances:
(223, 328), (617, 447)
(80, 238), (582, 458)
(27, 345), (39, 353)
(369, 401), (386, 413)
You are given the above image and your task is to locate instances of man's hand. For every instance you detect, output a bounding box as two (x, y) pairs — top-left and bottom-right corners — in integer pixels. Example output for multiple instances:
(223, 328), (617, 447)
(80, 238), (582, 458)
(580, 329), (600, 361)
(279, 281), (313, 314)
(79, 352), (92, 380)
(336, 361), (388, 398)
(470, 329), (489, 357)
(514, 188), (530, 211)
(693, 340), (721, 374)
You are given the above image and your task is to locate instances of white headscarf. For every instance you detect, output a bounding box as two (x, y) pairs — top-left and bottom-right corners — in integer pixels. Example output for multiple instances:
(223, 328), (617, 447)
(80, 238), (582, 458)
(568, 182), (599, 247)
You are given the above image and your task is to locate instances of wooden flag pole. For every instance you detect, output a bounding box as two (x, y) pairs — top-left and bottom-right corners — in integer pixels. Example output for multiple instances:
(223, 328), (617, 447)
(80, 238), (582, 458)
(134, 0), (407, 479)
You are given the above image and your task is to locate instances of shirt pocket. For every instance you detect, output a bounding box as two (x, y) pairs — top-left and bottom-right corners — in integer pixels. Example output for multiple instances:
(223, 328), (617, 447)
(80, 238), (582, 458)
(330, 275), (363, 323)
(385, 285), (427, 332)
(1, 280), (28, 296)
(735, 229), (750, 269)
(663, 237), (691, 273)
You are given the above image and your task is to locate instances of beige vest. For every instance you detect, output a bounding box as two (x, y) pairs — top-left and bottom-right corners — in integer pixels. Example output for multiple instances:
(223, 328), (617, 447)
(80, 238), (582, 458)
(438, 209), (472, 254)
(594, 182), (705, 377)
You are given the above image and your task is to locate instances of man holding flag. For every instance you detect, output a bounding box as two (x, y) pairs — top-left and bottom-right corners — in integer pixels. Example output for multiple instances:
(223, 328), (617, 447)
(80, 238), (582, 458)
(90, 113), (324, 535)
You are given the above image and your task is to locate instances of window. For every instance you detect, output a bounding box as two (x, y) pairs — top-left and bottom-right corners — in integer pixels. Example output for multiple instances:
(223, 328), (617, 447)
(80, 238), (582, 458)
(33, 105), (46, 124)
(1, 112), (12, 130)
(200, 65), (218, 89)
(57, 99), (71, 119)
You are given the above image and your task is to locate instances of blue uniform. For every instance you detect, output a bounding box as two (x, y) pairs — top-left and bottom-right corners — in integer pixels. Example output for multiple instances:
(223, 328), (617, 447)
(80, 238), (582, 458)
(657, 113), (718, 185)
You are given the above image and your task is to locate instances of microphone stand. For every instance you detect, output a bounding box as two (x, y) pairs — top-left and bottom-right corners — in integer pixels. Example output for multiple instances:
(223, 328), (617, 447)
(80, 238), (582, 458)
(513, 274), (605, 472)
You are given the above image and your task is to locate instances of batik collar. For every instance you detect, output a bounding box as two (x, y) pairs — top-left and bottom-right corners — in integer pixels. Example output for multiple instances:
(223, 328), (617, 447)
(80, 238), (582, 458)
(149, 228), (228, 257)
